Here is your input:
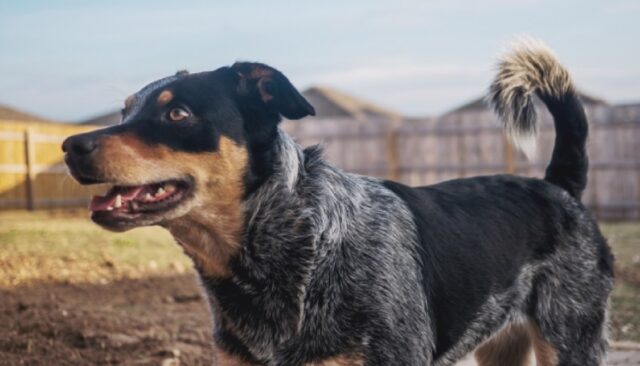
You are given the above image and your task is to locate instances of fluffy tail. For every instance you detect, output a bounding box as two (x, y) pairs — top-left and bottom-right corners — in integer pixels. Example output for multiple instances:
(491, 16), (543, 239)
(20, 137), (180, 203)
(488, 38), (588, 200)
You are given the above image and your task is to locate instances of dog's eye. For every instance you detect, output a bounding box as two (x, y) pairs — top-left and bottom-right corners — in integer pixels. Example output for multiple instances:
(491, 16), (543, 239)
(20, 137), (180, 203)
(168, 107), (190, 122)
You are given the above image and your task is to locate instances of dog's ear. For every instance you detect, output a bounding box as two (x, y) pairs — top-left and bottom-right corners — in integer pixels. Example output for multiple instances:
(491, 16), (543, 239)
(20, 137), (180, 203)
(232, 62), (315, 120)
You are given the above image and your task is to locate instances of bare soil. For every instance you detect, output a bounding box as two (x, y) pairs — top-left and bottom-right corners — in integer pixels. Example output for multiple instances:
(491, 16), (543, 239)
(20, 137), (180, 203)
(0, 274), (213, 366)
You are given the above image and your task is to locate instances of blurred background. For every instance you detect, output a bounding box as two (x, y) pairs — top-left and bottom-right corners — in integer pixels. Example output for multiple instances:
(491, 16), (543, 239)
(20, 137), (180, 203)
(0, 1), (639, 365)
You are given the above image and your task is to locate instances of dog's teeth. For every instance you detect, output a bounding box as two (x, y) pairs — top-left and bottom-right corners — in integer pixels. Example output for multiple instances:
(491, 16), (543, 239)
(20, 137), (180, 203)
(114, 194), (122, 208)
(106, 206), (114, 211)
(156, 187), (165, 196)
(144, 193), (153, 201)
(164, 183), (176, 193)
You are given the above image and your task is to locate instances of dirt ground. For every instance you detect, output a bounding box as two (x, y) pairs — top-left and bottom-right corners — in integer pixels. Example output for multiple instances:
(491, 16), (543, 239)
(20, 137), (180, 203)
(0, 274), (212, 365)
(1, 211), (639, 365)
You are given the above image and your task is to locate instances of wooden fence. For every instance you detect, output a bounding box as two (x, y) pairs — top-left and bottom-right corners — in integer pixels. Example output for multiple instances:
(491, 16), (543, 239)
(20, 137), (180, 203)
(1, 104), (639, 220)
(0, 120), (105, 209)
(282, 104), (640, 221)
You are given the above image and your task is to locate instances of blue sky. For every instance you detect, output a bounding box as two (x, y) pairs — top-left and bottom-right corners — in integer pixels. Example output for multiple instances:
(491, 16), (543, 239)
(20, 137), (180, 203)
(0, 0), (638, 121)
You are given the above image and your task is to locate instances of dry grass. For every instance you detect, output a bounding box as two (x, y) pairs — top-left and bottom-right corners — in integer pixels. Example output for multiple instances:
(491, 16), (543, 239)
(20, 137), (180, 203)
(0, 210), (191, 288)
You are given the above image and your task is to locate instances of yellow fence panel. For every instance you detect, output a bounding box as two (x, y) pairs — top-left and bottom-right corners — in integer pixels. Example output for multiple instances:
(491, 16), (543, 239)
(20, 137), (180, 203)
(0, 120), (106, 209)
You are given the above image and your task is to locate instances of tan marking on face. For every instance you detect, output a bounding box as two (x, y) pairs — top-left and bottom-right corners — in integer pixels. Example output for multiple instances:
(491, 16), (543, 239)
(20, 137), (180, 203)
(96, 133), (248, 278)
(157, 90), (174, 106)
(249, 66), (272, 80)
(124, 95), (135, 110)
(214, 344), (259, 366)
(257, 79), (273, 102)
(304, 355), (365, 366)
(243, 66), (274, 103)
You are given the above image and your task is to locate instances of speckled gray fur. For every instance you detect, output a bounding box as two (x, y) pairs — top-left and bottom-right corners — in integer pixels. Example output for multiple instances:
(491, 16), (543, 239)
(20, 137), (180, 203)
(201, 131), (433, 365)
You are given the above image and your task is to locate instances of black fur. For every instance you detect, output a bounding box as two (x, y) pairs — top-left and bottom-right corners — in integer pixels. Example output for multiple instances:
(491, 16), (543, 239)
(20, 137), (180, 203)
(542, 92), (589, 199)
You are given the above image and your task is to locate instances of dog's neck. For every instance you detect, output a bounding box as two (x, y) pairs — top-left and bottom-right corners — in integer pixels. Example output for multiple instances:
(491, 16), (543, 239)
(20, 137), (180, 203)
(164, 130), (306, 279)
(166, 131), (377, 360)
(249, 129), (306, 197)
(165, 208), (243, 278)
(165, 131), (318, 360)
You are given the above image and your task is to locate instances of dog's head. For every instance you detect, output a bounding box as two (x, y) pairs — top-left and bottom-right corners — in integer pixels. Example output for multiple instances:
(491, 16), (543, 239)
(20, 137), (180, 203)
(63, 63), (314, 231)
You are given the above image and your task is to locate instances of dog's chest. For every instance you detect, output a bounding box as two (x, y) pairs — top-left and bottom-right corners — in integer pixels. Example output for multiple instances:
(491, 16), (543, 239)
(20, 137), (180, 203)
(204, 259), (314, 361)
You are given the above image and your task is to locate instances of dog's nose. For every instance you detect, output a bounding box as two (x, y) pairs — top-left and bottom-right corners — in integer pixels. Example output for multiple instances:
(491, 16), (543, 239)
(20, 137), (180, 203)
(62, 134), (98, 155)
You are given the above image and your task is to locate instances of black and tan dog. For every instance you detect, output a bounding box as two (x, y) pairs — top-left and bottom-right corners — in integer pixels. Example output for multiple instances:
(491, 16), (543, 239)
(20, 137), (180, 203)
(63, 40), (613, 366)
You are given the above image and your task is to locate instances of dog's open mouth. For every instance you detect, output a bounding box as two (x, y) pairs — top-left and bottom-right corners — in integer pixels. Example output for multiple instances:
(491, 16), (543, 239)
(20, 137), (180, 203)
(90, 179), (193, 228)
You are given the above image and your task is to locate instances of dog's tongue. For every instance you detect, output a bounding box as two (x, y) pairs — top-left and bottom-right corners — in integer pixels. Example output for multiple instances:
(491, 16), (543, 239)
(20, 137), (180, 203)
(89, 185), (145, 212)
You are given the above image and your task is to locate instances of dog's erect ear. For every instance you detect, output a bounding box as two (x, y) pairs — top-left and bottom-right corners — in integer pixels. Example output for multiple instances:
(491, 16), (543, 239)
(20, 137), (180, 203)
(232, 62), (315, 120)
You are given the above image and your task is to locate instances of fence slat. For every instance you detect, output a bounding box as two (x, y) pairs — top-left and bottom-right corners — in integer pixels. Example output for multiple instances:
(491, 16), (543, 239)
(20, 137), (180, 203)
(24, 128), (35, 210)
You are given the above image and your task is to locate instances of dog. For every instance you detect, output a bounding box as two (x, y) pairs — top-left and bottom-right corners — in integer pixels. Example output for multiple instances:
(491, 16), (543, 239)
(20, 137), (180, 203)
(63, 39), (614, 366)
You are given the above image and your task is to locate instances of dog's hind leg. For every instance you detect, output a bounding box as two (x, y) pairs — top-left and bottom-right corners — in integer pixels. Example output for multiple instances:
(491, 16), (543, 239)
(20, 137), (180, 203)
(528, 304), (609, 366)
(528, 257), (613, 366)
(474, 321), (533, 366)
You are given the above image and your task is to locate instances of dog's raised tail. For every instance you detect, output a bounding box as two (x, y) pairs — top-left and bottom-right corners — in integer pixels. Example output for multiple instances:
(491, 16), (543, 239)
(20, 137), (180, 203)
(488, 38), (588, 200)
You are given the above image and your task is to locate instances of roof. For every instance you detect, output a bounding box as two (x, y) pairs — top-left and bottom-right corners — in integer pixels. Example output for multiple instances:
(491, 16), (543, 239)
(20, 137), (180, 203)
(0, 104), (58, 123)
(613, 101), (640, 109)
(301, 87), (401, 120)
(80, 111), (121, 126)
(446, 91), (608, 115)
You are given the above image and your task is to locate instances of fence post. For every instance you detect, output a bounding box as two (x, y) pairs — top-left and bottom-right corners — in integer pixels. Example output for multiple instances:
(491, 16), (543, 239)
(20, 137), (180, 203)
(458, 118), (466, 178)
(386, 125), (400, 182)
(24, 128), (35, 210)
(503, 137), (516, 174)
